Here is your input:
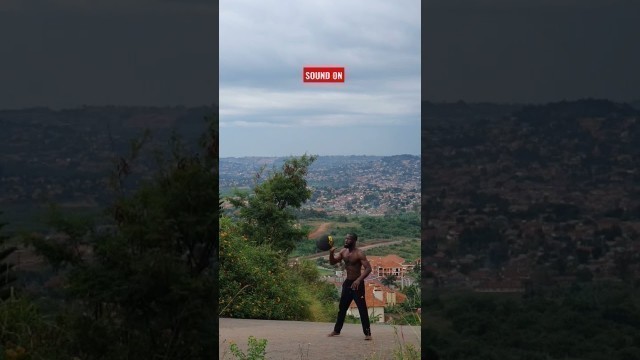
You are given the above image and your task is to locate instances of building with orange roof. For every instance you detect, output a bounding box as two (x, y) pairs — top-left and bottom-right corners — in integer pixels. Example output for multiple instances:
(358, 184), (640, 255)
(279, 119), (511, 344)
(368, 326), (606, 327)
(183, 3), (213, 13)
(364, 278), (408, 305)
(367, 254), (418, 283)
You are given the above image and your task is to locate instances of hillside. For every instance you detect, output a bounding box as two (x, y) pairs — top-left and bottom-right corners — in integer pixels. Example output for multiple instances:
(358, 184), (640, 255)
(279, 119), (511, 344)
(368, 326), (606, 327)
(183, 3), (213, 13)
(423, 99), (640, 359)
(0, 106), (214, 229)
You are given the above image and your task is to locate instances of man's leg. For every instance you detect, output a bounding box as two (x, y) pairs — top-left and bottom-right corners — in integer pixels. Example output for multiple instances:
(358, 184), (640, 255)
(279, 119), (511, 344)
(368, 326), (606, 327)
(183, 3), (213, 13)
(354, 285), (371, 338)
(330, 283), (352, 335)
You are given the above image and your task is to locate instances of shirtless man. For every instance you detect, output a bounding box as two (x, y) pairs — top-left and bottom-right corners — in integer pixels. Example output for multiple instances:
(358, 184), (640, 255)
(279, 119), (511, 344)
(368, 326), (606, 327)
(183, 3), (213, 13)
(327, 233), (373, 340)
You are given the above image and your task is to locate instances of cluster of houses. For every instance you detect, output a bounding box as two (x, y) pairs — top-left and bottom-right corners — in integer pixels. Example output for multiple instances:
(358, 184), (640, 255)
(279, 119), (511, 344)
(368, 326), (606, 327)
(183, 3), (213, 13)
(424, 216), (640, 293)
(321, 254), (421, 323)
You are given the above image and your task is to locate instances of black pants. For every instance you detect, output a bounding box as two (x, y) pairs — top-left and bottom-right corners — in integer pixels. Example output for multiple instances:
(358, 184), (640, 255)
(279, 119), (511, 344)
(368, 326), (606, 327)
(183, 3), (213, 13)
(333, 279), (371, 336)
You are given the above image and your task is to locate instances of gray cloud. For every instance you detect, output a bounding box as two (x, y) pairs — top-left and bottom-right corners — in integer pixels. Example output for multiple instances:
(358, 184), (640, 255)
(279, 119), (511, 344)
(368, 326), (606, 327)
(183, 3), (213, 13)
(424, 0), (640, 103)
(0, 1), (216, 109)
(0, 0), (214, 12)
(219, 0), (421, 156)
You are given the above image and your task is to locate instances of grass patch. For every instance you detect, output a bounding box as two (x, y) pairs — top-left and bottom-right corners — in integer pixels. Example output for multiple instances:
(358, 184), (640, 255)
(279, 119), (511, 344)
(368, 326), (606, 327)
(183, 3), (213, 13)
(317, 267), (334, 276)
(296, 281), (336, 323)
(364, 324), (421, 360)
(365, 239), (421, 261)
(291, 214), (420, 258)
(332, 222), (361, 229)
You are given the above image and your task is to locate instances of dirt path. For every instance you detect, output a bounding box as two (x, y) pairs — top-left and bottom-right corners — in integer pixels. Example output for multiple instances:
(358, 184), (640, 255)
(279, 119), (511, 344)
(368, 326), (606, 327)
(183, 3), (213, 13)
(307, 222), (331, 239)
(219, 318), (420, 360)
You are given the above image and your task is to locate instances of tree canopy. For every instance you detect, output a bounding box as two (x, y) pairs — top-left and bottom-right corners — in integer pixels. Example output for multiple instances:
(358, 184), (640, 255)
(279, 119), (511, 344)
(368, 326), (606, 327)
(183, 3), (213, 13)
(0, 211), (17, 301)
(228, 154), (317, 254)
(11, 116), (218, 359)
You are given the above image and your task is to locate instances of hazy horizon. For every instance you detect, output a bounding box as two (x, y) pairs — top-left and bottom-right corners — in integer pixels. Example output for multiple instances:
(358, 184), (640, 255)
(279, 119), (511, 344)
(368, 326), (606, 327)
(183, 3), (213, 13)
(2, 96), (640, 112)
(220, 153), (420, 158)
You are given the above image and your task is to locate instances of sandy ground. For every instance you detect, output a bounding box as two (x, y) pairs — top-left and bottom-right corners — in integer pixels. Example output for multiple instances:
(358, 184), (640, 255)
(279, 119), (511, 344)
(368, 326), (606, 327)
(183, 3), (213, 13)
(307, 222), (331, 239)
(219, 318), (421, 360)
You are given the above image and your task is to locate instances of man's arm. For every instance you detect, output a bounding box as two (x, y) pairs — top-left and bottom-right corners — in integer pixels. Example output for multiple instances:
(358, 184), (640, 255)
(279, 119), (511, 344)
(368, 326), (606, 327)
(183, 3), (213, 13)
(357, 251), (372, 282)
(329, 247), (343, 265)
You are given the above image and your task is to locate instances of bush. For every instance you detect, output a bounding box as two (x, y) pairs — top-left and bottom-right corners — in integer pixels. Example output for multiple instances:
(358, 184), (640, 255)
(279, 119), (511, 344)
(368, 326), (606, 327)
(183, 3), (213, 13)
(17, 118), (218, 359)
(227, 336), (268, 360)
(290, 259), (320, 283)
(219, 217), (311, 320)
(0, 296), (72, 360)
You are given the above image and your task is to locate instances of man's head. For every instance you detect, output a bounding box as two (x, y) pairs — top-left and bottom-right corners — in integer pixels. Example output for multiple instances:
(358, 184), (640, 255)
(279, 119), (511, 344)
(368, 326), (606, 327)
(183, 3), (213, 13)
(344, 233), (358, 249)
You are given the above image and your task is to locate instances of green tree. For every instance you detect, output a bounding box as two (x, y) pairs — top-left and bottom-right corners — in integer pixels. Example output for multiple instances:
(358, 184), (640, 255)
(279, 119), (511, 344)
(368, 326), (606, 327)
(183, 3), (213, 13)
(28, 116), (218, 359)
(402, 283), (421, 312)
(0, 211), (17, 300)
(24, 204), (93, 272)
(228, 154), (317, 254)
(412, 262), (422, 282)
(382, 274), (398, 288)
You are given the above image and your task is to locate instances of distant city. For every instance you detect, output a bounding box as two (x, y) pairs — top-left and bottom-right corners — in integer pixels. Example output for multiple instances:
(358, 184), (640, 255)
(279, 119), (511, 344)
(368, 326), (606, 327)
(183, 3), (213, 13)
(423, 99), (640, 293)
(0, 106), (213, 229)
(220, 155), (420, 216)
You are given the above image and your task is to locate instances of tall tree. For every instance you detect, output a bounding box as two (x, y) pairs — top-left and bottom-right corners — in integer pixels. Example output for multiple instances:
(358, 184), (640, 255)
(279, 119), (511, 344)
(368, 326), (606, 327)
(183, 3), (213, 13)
(382, 274), (398, 288)
(29, 116), (218, 359)
(228, 154), (317, 254)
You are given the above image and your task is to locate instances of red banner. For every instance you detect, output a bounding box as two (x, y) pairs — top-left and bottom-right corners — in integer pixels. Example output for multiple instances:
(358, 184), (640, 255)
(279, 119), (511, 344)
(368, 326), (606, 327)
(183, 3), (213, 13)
(303, 67), (345, 83)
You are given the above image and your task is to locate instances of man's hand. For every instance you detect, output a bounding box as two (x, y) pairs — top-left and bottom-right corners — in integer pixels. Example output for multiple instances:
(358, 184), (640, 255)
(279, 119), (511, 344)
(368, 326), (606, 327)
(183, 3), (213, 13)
(329, 247), (341, 265)
(350, 279), (361, 290)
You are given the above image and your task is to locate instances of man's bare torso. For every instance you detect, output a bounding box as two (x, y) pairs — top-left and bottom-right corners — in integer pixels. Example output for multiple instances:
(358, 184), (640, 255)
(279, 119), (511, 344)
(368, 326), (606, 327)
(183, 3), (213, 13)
(339, 248), (364, 280)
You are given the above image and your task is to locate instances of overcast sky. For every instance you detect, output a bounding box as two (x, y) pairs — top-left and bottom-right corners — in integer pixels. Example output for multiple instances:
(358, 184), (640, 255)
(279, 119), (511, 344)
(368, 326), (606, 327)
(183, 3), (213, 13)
(0, 0), (217, 110)
(3, 0), (639, 147)
(424, 0), (640, 104)
(219, 0), (421, 157)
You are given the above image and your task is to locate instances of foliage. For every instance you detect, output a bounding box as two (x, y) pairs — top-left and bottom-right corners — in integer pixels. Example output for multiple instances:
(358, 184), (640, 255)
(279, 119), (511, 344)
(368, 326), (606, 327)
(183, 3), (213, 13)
(386, 283), (421, 326)
(367, 238), (421, 258)
(0, 296), (73, 360)
(288, 214), (420, 258)
(382, 274), (398, 288)
(393, 343), (420, 360)
(345, 314), (361, 324)
(425, 281), (640, 360)
(227, 336), (268, 360)
(364, 325), (421, 360)
(285, 226), (319, 257)
(219, 216), (311, 321)
(22, 116), (218, 359)
(290, 260), (339, 321)
(0, 213), (17, 301)
(295, 208), (329, 219)
(332, 212), (420, 240)
(402, 284), (421, 311)
(290, 258), (323, 283)
(23, 204), (93, 272)
(221, 154), (347, 323)
(228, 154), (317, 254)
(219, 216), (341, 322)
